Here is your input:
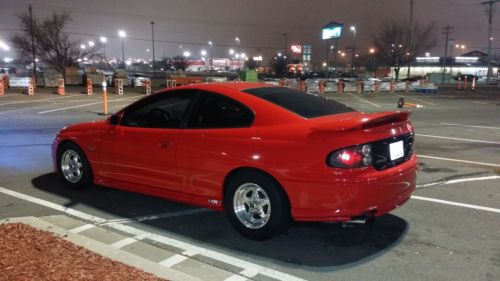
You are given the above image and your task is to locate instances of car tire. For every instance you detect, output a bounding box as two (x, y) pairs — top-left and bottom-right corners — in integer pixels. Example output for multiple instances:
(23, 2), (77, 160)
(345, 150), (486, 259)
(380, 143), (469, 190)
(224, 171), (291, 240)
(57, 142), (93, 190)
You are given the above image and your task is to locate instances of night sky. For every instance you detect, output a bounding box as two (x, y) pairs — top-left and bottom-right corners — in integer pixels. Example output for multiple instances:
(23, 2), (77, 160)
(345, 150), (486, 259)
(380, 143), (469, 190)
(0, 0), (498, 64)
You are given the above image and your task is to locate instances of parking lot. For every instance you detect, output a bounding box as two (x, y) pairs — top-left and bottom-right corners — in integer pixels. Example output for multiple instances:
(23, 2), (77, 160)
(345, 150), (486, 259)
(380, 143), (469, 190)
(0, 85), (499, 281)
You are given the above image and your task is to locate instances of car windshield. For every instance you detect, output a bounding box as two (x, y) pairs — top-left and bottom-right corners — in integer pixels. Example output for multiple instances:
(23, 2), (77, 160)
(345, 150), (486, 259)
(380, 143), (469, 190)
(243, 87), (356, 118)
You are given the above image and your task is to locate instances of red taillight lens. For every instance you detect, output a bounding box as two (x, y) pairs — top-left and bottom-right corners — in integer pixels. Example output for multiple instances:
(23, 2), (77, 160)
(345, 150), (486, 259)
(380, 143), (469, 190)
(328, 144), (372, 168)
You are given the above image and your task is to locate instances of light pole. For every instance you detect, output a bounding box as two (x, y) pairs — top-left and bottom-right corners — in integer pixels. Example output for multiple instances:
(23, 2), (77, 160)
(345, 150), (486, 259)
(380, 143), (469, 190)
(99, 36), (107, 63)
(282, 33), (288, 61)
(118, 30), (126, 68)
(208, 41), (213, 71)
(151, 21), (156, 78)
(235, 37), (240, 70)
(350, 26), (356, 73)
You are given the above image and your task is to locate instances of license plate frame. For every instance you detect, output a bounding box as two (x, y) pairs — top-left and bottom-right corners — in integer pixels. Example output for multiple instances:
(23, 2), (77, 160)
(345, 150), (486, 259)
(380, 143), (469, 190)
(389, 140), (404, 161)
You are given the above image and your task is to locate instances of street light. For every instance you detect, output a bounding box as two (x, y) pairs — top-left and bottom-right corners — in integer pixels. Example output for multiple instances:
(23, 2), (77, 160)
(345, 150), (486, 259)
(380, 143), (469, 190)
(80, 44), (86, 50)
(0, 40), (11, 51)
(369, 48), (375, 54)
(350, 25), (356, 73)
(201, 49), (207, 56)
(183, 51), (191, 57)
(229, 49), (235, 55)
(88, 41), (95, 47)
(118, 30), (126, 68)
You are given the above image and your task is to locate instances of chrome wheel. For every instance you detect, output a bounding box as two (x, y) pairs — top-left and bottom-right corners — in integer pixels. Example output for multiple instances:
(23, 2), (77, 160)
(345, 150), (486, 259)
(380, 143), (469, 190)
(60, 149), (83, 183)
(233, 183), (271, 229)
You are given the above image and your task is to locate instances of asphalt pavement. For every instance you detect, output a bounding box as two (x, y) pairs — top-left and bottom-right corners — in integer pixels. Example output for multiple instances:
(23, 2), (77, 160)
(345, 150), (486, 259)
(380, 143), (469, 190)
(0, 84), (499, 281)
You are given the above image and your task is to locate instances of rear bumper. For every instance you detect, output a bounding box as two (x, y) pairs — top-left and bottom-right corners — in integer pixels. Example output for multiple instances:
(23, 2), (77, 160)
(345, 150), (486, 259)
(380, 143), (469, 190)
(284, 154), (418, 222)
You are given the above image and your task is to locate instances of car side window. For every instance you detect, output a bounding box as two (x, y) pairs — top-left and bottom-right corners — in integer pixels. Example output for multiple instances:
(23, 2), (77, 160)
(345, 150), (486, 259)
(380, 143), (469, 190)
(187, 92), (254, 129)
(121, 91), (195, 129)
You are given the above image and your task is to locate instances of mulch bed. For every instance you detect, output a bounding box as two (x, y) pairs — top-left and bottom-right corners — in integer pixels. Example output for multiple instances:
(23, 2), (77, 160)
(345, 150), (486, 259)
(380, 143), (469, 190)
(0, 223), (166, 281)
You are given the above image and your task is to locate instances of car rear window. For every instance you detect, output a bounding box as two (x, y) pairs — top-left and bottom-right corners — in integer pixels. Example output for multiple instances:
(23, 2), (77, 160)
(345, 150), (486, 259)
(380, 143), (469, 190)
(243, 87), (356, 118)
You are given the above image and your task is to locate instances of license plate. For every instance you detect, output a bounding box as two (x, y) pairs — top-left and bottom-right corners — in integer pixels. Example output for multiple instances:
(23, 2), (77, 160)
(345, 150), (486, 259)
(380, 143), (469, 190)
(389, 141), (404, 161)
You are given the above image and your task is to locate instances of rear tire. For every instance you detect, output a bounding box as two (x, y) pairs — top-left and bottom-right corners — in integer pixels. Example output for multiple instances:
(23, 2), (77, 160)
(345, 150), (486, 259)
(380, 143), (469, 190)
(57, 142), (93, 190)
(224, 171), (291, 240)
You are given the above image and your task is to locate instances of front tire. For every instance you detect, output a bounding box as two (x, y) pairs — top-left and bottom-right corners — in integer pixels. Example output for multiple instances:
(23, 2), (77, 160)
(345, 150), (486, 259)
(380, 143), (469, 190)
(57, 142), (93, 190)
(224, 171), (291, 240)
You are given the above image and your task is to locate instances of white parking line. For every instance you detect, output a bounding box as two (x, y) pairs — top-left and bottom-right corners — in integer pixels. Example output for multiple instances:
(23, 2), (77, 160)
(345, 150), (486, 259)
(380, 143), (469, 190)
(69, 223), (95, 233)
(98, 209), (208, 226)
(0, 95), (80, 106)
(159, 254), (189, 267)
(395, 94), (436, 106)
(412, 196), (500, 214)
(37, 96), (140, 114)
(110, 237), (138, 248)
(418, 155), (500, 168)
(347, 93), (382, 108)
(416, 175), (500, 188)
(416, 134), (500, 145)
(0, 186), (306, 281)
(439, 123), (500, 130)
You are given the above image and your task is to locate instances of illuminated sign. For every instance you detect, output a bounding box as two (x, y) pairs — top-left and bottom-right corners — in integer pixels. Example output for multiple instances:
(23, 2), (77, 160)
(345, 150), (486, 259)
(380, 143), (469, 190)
(290, 45), (302, 54)
(322, 21), (344, 40)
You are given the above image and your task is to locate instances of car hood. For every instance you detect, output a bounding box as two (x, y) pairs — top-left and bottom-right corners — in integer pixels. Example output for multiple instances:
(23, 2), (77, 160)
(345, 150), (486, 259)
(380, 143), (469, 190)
(58, 120), (108, 134)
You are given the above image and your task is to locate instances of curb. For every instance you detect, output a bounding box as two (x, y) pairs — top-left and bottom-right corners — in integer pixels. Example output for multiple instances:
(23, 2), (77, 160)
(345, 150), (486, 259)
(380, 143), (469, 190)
(0, 216), (201, 281)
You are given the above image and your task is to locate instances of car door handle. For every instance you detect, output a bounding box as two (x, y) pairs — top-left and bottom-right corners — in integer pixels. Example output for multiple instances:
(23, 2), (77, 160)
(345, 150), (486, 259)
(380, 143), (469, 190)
(158, 140), (171, 149)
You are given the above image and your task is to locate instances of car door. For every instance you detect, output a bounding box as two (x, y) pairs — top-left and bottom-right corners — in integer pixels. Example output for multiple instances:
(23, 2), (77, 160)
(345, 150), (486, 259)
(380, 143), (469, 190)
(98, 90), (197, 192)
(176, 91), (255, 205)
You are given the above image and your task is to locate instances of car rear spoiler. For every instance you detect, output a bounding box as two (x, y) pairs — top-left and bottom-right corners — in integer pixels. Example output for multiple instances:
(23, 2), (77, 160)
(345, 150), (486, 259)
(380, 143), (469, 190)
(311, 111), (411, 132)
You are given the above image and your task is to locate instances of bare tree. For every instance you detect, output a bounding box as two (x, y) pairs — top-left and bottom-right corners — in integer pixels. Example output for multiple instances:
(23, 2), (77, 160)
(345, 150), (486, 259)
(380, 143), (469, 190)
(373, 20), (437, 80)
(11, 11), (102, 80)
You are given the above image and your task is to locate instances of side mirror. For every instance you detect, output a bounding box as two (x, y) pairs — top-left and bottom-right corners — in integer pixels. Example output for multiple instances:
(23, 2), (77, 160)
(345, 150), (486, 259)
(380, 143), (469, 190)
(109, 114), (120, 126)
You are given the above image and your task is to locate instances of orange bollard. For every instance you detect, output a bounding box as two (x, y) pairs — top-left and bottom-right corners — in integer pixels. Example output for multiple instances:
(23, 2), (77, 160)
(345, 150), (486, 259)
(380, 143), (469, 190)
(28, 77), (35, 96)
(405, 81), (410, 93)
(143, 80), (152, 95)
(390, 80), (395, 93)
(456, 77), (462, 90)
(86, 78), (93, 96)
(356, 81), (362, 94)
(102, 80), (108, 115)
(471, 76), (476, 91)
(57, 79), (65, 95)
(464, 76), (468, 90)
(374, 81), (380, 92)
(319, 80), (326, 94)
(2, 75), (7, 90)
(0, 79), (4, 96)
(337, 80), (344, 94)
(279, 79), (286, 87)
(114, 79), (123, 95)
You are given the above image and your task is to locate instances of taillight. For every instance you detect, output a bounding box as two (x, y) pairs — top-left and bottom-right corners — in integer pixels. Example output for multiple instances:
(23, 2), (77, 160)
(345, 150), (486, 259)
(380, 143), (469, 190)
(327, 144), (372, 168)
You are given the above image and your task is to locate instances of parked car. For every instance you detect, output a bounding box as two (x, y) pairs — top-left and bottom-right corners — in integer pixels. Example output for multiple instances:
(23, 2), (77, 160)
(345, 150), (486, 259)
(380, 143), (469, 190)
(128, 73), (151, 87)
(52, 83), (418, 240)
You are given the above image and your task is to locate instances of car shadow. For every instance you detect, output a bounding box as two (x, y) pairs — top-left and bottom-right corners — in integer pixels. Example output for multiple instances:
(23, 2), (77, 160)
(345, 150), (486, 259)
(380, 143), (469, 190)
(32, 173), (408, 268)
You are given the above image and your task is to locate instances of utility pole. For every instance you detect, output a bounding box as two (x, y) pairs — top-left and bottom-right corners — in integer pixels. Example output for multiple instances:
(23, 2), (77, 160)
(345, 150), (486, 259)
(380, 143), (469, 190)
(28, 5), (36, 84)
(482, 0), (498, 83)
(441, 26), (453, 84)
(407, 0), (414, 79)
(151, 21), (156, 78)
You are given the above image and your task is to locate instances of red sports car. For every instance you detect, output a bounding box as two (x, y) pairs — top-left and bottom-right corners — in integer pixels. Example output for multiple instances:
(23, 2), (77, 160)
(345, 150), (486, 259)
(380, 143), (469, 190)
(53, 82), (417, 240)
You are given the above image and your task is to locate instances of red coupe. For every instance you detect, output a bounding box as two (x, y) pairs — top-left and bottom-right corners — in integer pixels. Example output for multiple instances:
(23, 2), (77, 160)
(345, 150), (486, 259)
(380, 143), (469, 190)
(53, 82), (417, 240)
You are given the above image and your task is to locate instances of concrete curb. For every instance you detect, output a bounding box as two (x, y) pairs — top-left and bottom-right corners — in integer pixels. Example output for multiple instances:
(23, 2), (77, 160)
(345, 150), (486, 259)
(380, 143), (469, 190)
(0, 216), (201, 281)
